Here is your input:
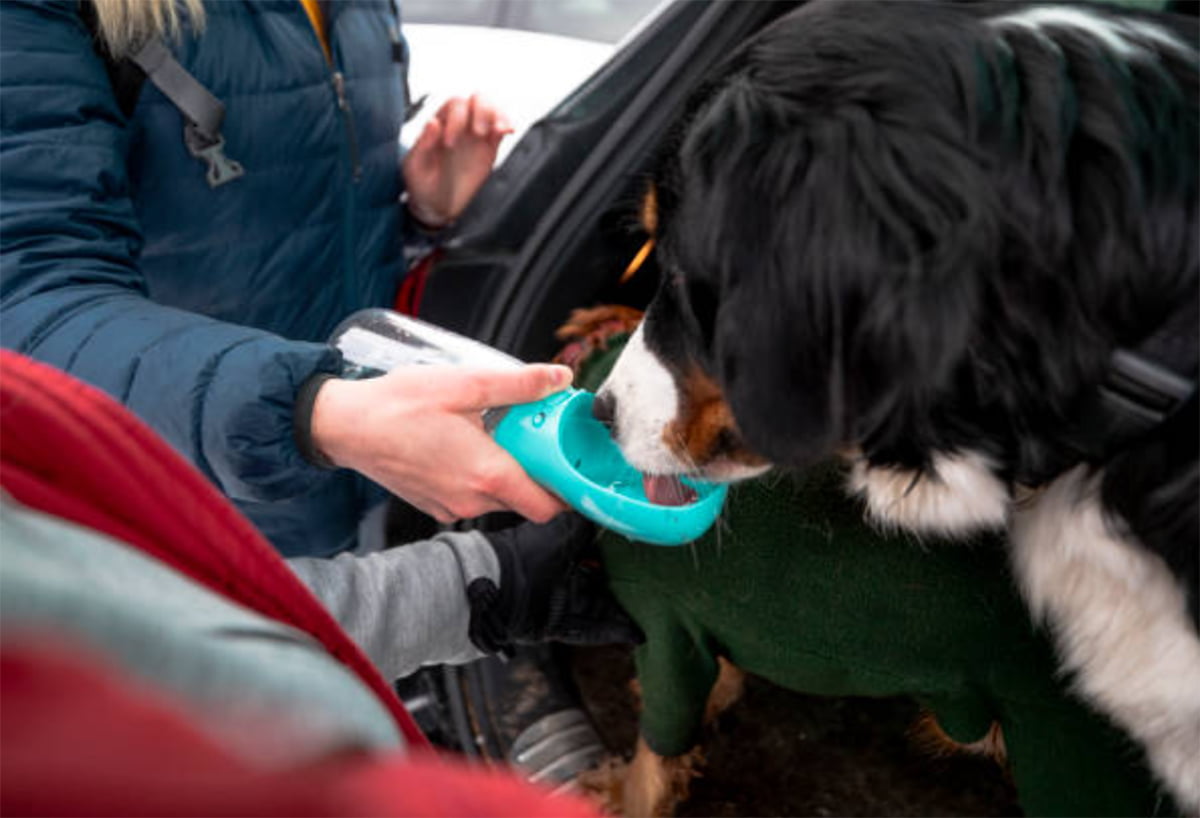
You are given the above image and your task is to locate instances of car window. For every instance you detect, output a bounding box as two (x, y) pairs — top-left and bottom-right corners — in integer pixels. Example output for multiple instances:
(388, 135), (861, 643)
(402, 0), (663, 44)
(511, 0), (665, 43)
(400, 0), (668, 164)
(401, 1), (504, 28)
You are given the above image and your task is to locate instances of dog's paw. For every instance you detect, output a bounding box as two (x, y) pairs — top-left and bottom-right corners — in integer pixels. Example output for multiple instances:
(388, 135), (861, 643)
(575, 754), (631, 816)
(554, 305), (645, 373)
(623, 737), (704, 818)
(703, 656), (747, 724)
(908, 709), (1008, 769)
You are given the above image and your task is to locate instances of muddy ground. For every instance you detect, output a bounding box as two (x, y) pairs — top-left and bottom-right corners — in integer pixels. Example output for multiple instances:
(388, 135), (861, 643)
(571, 645), (1020, 817)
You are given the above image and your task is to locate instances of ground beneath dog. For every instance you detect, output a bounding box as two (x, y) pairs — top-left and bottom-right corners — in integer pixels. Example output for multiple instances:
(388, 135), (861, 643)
(572, 645), (1021, 817)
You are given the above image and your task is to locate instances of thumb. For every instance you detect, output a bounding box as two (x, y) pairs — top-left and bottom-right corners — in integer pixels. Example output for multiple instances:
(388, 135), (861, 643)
(451, 364), (574, 411)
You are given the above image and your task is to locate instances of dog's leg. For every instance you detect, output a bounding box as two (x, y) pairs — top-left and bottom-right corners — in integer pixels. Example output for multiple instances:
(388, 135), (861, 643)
(619, 659), (742, 816)
(703, 656), (746, 723)
(575, 664), (713, 817)
(1010, 466), (1200, 812)
(611, 662), (745, 817)
(908, 710), (1008, 769)
(622, 736), (703, 818)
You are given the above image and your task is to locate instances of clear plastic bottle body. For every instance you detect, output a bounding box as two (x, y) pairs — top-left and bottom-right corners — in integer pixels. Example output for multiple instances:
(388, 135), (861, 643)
(329, 309), (524, 379)
(328, 308), (526, 429)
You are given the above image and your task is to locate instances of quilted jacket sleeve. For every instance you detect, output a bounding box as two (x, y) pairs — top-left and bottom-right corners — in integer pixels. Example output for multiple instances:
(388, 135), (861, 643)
(0, 0), (341, 504)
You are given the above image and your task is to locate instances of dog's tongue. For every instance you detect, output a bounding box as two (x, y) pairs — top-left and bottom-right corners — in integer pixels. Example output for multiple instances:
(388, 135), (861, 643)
(642, 474), (698, 506)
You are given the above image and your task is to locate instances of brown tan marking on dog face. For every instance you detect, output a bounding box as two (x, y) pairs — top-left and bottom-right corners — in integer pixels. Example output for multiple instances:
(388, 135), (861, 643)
(662, 366), (768, 473)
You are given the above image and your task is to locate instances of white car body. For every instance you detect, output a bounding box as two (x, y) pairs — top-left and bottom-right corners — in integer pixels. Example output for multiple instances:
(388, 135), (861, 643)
(401, 25), (614, 165)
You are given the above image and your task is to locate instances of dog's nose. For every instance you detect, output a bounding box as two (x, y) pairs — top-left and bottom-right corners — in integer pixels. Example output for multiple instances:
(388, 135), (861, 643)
(592, 390), (617, 433)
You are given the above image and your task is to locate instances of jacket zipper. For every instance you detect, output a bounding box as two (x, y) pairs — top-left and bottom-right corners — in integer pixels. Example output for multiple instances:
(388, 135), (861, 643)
(331, 70), (362, 313)
(302, 4), (364, 314)
(333, 70), (360, 314)
(331, 71), (363, 183)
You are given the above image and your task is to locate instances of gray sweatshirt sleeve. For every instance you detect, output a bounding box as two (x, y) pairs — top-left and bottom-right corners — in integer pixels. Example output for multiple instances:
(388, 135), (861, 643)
(287, 530), (498, 680)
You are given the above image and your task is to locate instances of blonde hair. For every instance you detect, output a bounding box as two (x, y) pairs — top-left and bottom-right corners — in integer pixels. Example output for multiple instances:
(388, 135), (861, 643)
(89, 0), (206, 59)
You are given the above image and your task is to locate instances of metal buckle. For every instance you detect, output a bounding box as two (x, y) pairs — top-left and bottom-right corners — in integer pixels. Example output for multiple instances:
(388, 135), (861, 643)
(185, 124), (244, 188)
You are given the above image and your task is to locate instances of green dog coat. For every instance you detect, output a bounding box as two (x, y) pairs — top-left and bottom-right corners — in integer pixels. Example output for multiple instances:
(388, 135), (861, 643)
(576, 335), (1165, 817)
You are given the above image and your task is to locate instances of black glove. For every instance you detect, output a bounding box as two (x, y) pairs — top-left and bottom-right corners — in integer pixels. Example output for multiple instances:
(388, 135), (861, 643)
(467, 513), (645, 655)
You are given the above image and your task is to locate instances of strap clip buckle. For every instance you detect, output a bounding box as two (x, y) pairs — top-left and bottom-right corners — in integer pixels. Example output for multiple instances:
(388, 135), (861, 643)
(185, 124), (244, 188)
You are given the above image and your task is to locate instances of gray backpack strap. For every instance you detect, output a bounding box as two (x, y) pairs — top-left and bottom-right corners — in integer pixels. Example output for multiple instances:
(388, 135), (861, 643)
(128, 38), (244, 188)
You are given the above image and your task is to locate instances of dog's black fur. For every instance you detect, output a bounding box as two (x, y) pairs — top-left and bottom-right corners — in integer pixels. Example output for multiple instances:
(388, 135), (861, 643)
(643, 0), (1197, 612)
(609, 0), (1199, 807)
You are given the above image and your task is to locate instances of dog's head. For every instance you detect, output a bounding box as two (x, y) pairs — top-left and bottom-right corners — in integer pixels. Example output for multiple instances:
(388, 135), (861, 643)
(597, 0), (1197, 516)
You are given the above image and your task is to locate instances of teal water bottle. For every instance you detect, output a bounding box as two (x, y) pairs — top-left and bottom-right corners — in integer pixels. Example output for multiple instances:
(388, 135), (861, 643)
(328, 309), (728, 545)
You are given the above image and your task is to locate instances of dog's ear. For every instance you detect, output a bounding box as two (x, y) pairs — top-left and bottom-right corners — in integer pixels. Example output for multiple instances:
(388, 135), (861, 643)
(672, 40), (998, 466)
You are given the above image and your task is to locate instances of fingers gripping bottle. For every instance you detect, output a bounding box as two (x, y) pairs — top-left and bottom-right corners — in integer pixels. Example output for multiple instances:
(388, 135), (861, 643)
(328, 309), (727, 546)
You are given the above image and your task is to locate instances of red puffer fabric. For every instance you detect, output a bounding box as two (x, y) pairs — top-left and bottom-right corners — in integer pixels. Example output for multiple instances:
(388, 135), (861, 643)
(0, 349), (422, 744)
(0, 642), (595, 817)
(0, 350), (598, 817)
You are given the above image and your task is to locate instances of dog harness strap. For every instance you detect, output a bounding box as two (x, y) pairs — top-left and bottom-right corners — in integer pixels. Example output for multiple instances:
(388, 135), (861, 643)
(128, 38), (245, 188)
(1098, 350), (1194, 432)
(1070, 298), (1198, 464)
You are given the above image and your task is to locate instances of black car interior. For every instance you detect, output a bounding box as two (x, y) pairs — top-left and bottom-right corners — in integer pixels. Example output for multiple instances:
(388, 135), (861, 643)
(419, 1), (799, 362)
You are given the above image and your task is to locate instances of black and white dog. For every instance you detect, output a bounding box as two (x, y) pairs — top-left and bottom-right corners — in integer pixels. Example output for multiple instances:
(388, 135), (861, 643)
(595, 0), (1199, 809)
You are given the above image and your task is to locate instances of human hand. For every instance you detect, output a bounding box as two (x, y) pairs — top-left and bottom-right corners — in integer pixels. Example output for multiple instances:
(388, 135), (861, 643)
(468, 513), (645, 654)
(310, 364), (572, 523)
(402, 94), (514, 228)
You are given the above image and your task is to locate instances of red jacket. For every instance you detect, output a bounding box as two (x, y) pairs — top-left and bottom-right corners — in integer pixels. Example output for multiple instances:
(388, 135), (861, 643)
(0, 350), (596, 818)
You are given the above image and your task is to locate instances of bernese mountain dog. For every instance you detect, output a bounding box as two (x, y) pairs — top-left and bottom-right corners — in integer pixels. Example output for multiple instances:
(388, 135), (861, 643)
(594, 0), (1198, 810)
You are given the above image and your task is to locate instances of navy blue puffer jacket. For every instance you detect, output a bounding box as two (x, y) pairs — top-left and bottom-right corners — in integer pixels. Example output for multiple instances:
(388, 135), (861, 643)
(1, 0), (420, 556)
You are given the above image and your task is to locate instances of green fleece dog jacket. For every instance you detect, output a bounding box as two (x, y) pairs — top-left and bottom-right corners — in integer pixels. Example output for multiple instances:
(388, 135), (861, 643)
(578, 336), (1163, 817)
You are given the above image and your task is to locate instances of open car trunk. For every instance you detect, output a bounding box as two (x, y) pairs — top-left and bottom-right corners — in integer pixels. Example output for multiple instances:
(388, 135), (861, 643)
(417, 1), (796, 359)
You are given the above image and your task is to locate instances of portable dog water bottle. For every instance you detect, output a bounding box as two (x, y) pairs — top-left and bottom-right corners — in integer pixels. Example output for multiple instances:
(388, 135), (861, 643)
(328, 309), (728, 545)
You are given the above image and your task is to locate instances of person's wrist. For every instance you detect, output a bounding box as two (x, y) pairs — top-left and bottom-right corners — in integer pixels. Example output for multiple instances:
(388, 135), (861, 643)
(294, 373), (341, 469)
(403, 193), (452, 233)
(305, 375), (359, 471)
